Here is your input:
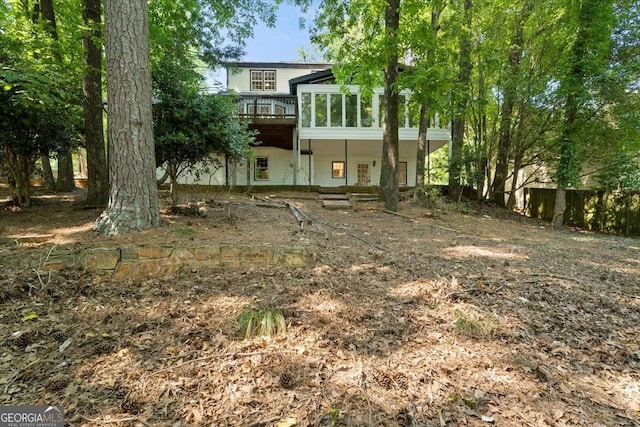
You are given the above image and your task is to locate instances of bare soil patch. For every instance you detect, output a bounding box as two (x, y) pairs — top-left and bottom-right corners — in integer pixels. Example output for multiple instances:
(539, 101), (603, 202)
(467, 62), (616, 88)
(1, 188), (639, 426)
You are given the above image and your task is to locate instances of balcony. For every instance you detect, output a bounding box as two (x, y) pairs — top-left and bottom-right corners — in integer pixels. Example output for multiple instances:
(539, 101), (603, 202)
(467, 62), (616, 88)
(235, 95), (297, 125)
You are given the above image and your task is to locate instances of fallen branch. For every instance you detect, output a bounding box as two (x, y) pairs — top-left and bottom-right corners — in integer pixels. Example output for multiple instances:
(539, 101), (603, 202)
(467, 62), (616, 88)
(286, 202), (307, 232)
(79, 415), (153, 427)
(431, 224), (460, 234)
(245, 417), (281, 427)
(247, 201), (285, 209)
(284, 201), (330, 237)
(383, 209), (418, 222)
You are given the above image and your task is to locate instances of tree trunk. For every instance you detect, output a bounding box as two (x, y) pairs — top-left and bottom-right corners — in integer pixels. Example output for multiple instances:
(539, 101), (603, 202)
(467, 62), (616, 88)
(491, 2), (530, 207)
(553, 0), (613, 229)
(95, 0), (160, 234)
(414, 7), (442, 198)
(4, 148), (32, 207)
(506, 151), (523, 210)
(56, 149), (76, 192)
(40, 153), (56, 192)
(38, 0), (76, 193)
(449, 0), (473, 202)
(552, 187), (566, 229)
(169, 162), (179, 207)
(83, 0), (108, 207)
(415, 104), (428, 190)
(378, 0), (401, 212)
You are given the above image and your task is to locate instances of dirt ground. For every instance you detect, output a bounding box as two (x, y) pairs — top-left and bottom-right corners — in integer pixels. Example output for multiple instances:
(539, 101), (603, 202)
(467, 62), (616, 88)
(0, 187), (639, 427)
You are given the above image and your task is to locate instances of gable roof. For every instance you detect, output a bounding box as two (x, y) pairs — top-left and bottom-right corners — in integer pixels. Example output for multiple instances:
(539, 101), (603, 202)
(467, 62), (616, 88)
(230, 62), (333, 70)
(289, 68), (335, 95)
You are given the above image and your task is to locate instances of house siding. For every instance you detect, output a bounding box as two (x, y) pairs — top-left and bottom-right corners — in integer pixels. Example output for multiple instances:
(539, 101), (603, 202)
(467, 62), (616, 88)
(228, 66), (330, 95)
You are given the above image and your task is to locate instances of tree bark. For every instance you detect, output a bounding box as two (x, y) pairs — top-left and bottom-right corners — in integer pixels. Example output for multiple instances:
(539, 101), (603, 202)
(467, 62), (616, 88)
(553, 0), (613, 229)
(83, 0), (108, 207)
(56, 149), (76, 192)
(379, 0), (401, 212)
(506, 150), (523, 210)
(168, 161), (179, 207)
(552, 187), (566, 229)
(415, 104), (429, 189)
(414, 7), (442, 196)
(39, 153), (56, 191)
(38, 0), (76, 193)
(449, 0), (473, 202)
(4, 148), (32, 207)
(491, 2), (531, 207)
(95, 0), (160, 234)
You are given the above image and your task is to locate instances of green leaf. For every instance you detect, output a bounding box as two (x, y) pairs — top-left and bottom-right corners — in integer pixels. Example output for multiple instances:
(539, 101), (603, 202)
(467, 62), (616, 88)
(22, 311), (38, 321)
(2, 84), (12, 91)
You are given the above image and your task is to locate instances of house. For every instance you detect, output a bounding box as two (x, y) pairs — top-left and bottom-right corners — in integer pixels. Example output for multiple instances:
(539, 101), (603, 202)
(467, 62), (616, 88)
(183, 62), (451, 187)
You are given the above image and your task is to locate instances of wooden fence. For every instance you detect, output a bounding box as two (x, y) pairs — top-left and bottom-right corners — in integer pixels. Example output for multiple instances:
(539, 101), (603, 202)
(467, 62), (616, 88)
(524, 188), (640, 236)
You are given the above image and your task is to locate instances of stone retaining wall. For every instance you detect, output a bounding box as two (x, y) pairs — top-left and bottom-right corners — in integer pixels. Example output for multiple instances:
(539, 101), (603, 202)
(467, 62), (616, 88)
(43, 245), (314, 279)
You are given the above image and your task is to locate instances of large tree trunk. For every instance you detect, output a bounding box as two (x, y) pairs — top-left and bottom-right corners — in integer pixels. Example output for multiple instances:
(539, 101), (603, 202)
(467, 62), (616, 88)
(449, 0), (473, 202)
(95, 0), (160, 234)
(553, 0), (613, 229)
(491, 2), (530, 207)
(415, 104), (429, 190)
(379, 0), (401, 212)
(39, 152), (56, 191)
(83, 0), (108, 207)
(56, 149), (76, 192)
(552, 187), (566, 229)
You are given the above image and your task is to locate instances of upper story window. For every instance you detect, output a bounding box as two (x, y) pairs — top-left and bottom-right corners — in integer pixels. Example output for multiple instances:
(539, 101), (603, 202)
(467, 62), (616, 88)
(250, 70), (276, 91)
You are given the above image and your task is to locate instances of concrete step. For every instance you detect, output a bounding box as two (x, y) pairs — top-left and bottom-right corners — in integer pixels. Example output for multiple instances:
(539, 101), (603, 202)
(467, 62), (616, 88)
(322, 200), (352, 209)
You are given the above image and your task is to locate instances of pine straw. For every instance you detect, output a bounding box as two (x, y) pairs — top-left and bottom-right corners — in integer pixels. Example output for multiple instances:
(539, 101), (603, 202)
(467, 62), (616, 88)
(1, 193), (639, 426)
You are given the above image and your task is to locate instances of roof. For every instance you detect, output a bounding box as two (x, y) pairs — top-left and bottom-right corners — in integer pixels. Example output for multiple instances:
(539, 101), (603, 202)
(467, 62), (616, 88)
(289, 68), (336, 95)
(228, 62), (333, 70)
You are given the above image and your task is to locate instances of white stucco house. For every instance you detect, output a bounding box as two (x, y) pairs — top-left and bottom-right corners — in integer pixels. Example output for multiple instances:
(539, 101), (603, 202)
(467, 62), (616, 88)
(181, 62), (451, 188)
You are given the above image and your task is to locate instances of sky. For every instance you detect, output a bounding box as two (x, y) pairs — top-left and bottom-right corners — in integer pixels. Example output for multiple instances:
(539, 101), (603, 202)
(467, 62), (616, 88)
(205, 3), (319, 90)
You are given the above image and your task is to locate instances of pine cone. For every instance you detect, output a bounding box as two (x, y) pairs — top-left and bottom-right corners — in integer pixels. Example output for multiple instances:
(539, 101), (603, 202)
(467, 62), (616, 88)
(393, 372), (408, 389)
(279, 372), (296, 389)
(373, 369), (394, 390)
(48, 376), (69, 391)
(94, 341), (115, 355)
(52, 330), (66, 342)
(13, 332), (32, 348)
(120, 396), (141, 413)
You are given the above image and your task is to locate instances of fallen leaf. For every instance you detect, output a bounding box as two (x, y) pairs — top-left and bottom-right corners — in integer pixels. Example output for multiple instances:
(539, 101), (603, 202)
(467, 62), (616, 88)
(276, 417), (297, 427)
(22, 312), (38, 321)
(59, 338), (72, 352)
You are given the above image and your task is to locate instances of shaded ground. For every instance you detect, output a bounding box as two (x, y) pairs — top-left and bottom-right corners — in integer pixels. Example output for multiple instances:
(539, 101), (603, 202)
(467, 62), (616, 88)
(1, 187), (639, 426)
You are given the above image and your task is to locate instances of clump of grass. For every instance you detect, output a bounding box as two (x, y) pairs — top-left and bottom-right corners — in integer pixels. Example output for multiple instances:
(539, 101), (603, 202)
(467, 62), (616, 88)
(453, 308), (499, 339)
(236, 306), (287, 339)
(176, 226), (195, 237)
(453, 201), (475, 215)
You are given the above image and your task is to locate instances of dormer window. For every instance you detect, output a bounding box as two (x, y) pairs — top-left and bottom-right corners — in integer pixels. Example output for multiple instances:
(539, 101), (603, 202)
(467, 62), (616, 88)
(250, 70), (276, 91)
